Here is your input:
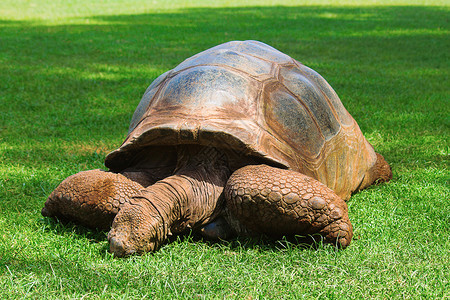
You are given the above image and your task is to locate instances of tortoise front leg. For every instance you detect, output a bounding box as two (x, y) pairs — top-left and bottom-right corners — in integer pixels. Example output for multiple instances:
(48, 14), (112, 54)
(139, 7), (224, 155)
(225, 165), (353, 248)
(42, 170), (144, 230)
(107, 146), (230, 257)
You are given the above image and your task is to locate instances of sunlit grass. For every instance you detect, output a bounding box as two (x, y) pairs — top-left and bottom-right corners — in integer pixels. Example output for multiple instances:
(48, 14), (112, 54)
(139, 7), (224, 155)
(1, 0), (449, 298)
(2, 0), (448, 22)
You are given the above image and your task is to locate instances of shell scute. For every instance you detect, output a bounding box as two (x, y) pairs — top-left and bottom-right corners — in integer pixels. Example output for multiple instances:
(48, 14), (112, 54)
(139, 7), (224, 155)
(129, 70), (170, 132)
(173, 48), (273, 78)
(264, 86), (324, 158)
(212, 40), (293, 64)
(154, 66), (256, 113)
(106, 40), (377, 200)
(278, 65), (341, 141)
(296, 64), (353, 126)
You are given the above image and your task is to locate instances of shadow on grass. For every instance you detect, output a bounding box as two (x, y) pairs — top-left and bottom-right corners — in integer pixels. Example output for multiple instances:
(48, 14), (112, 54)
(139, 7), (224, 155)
(1, 5), (447, 138)
(187, 231), (335, 253)
(40, 217), (109, 244)
(0, 5), (448, 259)
(0, 6), (447, 163)
(38, 215), (331, 255)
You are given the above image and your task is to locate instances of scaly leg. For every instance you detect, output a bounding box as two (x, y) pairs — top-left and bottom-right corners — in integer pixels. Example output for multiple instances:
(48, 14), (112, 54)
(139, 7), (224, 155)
(42, 169), (145, 230)
(225, 164), (353, 248)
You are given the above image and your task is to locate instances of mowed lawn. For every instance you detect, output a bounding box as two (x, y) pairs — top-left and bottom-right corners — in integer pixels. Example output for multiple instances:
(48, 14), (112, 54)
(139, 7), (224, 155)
(0, 0), (448, 298)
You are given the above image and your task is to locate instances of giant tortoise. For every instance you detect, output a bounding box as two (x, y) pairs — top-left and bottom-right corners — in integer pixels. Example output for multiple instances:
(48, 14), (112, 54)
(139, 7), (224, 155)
(42, 40), (392, 257)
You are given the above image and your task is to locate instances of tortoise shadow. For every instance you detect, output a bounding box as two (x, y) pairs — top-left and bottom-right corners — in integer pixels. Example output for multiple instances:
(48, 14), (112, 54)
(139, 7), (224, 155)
(173, 230), (337, 253)
(40, 216), (108, 244)
(41, 215), (333, 256)
(2, 4), (447, 261)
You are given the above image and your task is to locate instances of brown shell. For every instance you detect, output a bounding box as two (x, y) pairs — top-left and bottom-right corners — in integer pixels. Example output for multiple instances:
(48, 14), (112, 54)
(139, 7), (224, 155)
(105, 40), (377, 199)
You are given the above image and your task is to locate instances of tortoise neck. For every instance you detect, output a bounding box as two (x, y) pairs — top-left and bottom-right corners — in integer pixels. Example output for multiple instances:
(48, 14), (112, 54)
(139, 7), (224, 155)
(142, 146), (230, 235)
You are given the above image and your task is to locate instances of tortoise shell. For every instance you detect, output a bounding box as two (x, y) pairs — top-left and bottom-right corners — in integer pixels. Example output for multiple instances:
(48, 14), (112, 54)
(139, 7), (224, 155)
(105, 40), (377, 200)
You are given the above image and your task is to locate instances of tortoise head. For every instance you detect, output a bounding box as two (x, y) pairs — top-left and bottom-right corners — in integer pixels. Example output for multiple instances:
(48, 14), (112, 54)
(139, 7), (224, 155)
(107, 197), (166, 257)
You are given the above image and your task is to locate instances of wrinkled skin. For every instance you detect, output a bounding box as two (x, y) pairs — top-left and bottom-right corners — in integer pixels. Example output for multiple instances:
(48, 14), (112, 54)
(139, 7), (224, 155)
(43, 146), (391, 257)
(108, 147), (229, 256)
(225, 165), (353, 247)
(42, 41), (394, 257)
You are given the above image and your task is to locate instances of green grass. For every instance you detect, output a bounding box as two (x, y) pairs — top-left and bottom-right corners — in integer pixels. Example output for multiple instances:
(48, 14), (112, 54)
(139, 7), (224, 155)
(1, 0), (449, 298)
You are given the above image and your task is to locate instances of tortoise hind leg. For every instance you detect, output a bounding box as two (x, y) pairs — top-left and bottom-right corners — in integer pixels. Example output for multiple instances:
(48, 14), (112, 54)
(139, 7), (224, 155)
(42, 169), (144, 230)
(373, 153), (392, 184)
(358, 153), (393, 192)
(224, 165), (353, 248)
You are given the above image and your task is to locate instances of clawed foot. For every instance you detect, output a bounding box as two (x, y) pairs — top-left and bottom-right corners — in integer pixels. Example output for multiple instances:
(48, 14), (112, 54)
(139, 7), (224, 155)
(43, 163), (355, 256)
(42, 169), (143, 230)
(108, 197), (165, 256)
(225, 165), (353, 248)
